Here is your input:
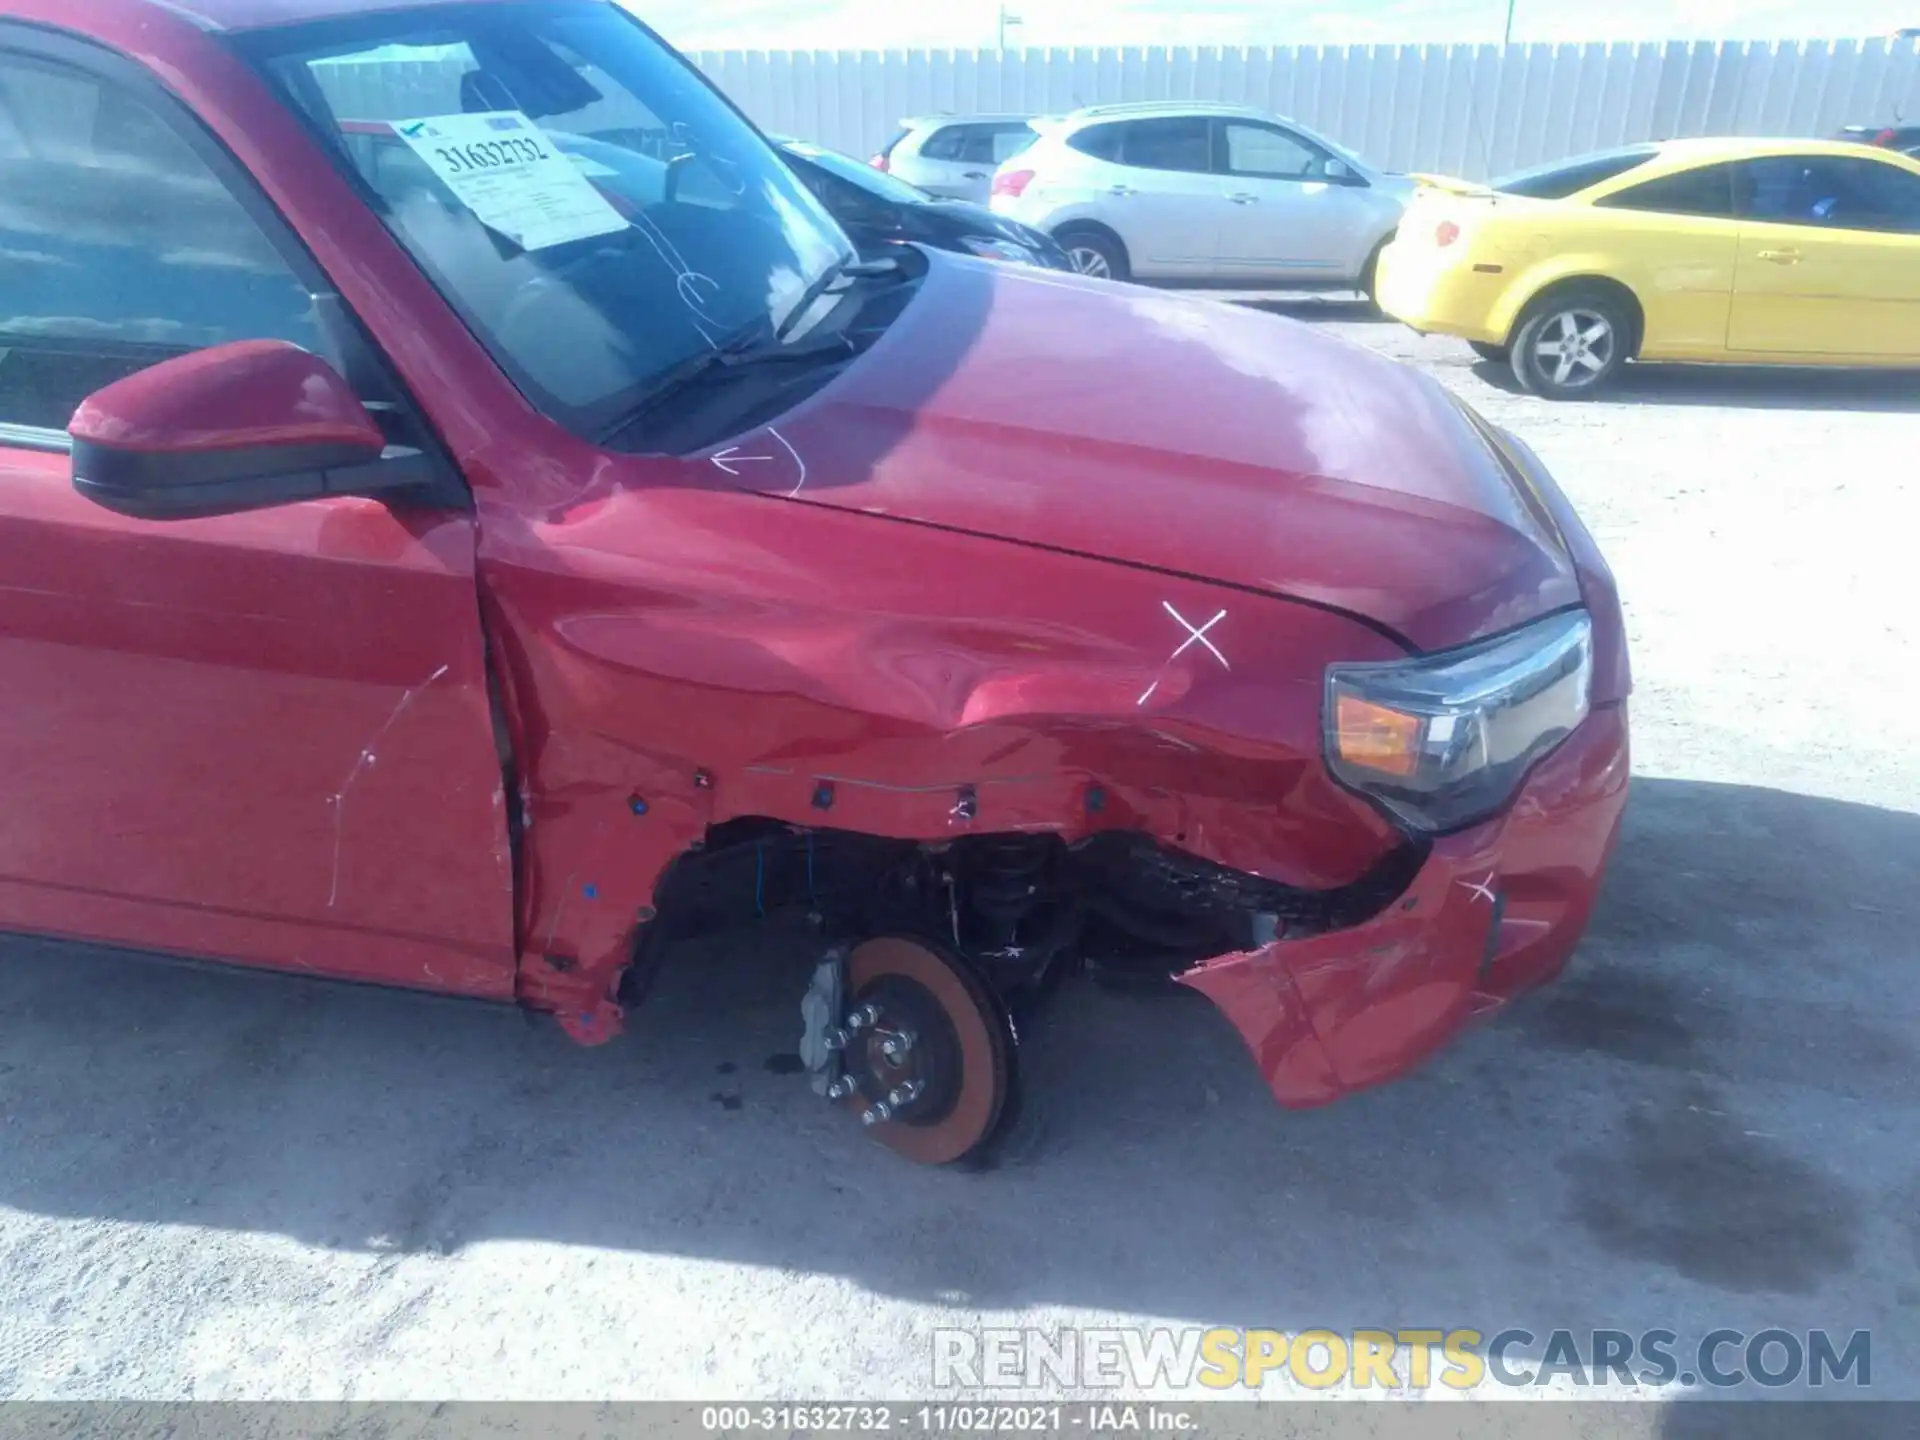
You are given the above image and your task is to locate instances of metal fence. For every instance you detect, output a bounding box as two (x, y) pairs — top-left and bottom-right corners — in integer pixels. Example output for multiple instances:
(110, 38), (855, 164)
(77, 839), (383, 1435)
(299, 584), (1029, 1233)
(690, 38), (1920, 180)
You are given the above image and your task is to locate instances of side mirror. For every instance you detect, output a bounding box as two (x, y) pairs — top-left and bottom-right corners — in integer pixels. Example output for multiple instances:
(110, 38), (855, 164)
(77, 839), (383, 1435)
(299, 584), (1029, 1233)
(1324, 158), (1365, 186)
(70, 340), (428, 521)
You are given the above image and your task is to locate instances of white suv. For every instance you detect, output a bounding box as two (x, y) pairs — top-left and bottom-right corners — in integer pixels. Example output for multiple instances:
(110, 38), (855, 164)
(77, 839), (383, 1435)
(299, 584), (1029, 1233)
(872, 114), (1041, 204)
(988, 102), (1411, 290)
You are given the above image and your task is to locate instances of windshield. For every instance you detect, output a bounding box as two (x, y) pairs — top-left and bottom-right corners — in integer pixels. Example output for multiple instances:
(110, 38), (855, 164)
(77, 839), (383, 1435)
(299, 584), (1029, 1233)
(785, 142), (931, 204)
(242, 0), (850, 438)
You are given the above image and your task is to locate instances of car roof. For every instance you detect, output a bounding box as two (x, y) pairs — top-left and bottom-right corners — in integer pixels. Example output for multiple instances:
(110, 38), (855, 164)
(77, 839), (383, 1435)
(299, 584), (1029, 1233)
(152, 0), (513, 33)
(1058, 101), (1273, 126)
(897, 113), (1034, 129)
(1645, 135), (1914, 164)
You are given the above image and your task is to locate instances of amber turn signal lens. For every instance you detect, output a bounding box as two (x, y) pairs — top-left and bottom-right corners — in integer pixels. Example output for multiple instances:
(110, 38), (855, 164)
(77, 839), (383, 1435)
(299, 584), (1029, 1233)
(1333, 694), (1423, 778)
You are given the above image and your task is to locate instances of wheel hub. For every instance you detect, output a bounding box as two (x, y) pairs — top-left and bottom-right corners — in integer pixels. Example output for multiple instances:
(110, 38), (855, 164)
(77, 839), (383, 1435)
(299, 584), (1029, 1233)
(832, 936), (1014, 1165)
(843, 976), (963, 1128)
(1535, 307), (1615, 387)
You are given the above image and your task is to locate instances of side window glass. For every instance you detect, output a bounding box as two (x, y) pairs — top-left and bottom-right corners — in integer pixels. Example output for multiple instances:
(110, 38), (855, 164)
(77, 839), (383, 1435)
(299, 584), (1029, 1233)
(1734, 158), (1814, 226)
(1222, 122), (1325, 180)
(1832, 158), (1920, 233)
(954, 127), (998, 165)
(0, 52), (321, 432)
(1594, 164), (1735, 218)
(1729, 155), (1920, 232)
(1117, 117), (1210, 174)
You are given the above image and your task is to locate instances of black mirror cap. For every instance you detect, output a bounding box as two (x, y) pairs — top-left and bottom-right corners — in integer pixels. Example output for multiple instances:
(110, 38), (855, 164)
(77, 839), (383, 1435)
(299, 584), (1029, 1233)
(73, 438), (435, 521)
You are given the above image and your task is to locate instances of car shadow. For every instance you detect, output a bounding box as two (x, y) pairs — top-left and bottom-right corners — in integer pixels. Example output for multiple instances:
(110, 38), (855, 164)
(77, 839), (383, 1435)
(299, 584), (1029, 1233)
(1466, 356), (1920, 412)
(1225, 293), (1390, 324)
(0, 775), (1914, 1365)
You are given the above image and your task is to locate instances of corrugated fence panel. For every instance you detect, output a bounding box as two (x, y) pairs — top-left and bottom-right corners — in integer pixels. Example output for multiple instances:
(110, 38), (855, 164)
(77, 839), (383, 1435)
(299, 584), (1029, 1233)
(690, 36), (1920, 179)
(302, 39), (1920, 175)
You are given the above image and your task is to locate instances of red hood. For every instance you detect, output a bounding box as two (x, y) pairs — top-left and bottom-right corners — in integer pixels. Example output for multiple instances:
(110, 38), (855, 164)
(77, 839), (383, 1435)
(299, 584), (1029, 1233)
(763, 254), (1579, 651)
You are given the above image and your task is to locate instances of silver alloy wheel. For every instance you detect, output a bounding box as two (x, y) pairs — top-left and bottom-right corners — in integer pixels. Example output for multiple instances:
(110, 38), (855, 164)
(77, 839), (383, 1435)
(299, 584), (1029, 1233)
(1530, 307), (1616, 387)
(1067, 246), (1112, 279)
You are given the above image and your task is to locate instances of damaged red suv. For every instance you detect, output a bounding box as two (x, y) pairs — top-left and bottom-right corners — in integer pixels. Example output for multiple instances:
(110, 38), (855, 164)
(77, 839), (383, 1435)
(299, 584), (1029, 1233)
(0, 0), (1628, 1165)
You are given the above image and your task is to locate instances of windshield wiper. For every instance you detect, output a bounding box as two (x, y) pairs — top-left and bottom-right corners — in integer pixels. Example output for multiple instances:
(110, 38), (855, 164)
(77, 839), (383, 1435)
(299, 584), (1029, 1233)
(772, 250), (862, 344)
(595, 318), (855, 447)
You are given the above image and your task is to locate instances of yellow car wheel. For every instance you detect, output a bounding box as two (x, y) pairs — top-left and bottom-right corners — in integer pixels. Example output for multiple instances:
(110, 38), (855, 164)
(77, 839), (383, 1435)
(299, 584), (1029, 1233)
(1510, 287), (1633, 400)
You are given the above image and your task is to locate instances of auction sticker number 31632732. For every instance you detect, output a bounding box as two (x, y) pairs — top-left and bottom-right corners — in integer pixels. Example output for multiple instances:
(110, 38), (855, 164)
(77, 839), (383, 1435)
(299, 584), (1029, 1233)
(394, 110), (630, 251)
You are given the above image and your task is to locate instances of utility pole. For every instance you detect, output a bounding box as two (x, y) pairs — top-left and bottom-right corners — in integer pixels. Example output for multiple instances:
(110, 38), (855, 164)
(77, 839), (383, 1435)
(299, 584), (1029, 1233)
(1503, 0), (1516, 44)
(998, 3), (1022, 51)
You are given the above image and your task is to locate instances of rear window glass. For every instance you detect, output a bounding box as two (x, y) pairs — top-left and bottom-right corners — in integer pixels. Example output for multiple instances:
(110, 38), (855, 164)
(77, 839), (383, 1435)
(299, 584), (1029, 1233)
(1066, 122), (1123, 162)
(1594, 163), (1735, 218)
(987, 124), (1038, 164)
(920, 123), (1035, 166)
(786, 142), (927, 204)
(919, 125), (966, 161)
(1496, 146), (1658, 199)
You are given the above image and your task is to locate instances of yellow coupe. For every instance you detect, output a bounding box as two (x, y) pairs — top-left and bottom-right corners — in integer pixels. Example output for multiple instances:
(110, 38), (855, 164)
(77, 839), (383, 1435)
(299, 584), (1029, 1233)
(1374, 137), (1920, 397)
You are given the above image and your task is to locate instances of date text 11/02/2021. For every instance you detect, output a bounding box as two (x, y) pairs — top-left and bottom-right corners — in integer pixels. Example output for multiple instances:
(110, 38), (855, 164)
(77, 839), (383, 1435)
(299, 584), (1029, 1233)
(700, 1407), (1193, 1433)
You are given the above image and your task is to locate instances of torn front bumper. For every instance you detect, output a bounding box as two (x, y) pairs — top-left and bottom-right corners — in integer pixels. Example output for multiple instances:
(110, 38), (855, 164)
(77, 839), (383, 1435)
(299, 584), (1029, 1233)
(1181, 704), (1630, 1107)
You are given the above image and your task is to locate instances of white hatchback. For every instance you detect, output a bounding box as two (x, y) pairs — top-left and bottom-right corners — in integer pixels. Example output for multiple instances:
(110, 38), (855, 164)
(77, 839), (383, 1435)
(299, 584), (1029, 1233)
(988, 102), (1412, 290)
(873, 114), (1041, 204)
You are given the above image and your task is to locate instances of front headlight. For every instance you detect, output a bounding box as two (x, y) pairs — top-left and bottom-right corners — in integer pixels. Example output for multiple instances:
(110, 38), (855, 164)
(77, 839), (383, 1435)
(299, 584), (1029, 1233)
(960, 235), (1041, 266)
(1325, 610), (1593, 834)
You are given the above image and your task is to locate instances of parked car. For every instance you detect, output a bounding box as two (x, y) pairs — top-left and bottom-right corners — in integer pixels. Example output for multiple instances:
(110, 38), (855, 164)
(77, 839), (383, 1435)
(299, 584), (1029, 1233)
(987, 101), (1411, 290)
(1376, 138), (1920, 398)
(0, 0), (1628, 1169)
(871, 113), (1040, 203)
(1835, 123), (1920, 158)
(776, 138), (1069, 270)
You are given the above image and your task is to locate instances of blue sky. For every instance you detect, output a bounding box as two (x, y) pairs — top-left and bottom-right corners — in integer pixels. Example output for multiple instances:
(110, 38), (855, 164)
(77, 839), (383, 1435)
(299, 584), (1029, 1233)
(638, 0), (1920, 51)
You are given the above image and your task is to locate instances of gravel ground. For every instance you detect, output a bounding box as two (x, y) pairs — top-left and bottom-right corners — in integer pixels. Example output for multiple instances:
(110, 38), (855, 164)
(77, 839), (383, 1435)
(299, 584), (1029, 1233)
(2, 298), (1916, 1428)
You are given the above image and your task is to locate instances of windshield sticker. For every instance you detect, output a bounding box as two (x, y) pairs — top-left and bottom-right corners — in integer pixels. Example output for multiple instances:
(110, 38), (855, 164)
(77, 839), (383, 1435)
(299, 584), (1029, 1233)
(394, 111), (628, 252)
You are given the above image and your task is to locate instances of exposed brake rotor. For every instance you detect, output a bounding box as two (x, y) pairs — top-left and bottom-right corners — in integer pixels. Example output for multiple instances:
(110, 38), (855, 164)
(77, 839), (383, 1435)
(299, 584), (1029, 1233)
(836, 935), (1013, 1165)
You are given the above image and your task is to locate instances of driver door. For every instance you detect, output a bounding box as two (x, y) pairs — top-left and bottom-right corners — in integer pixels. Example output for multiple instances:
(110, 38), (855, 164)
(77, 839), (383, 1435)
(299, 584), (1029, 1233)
(1213, 119), (1377, 282)
(0, 35), (516, 994)
(1728, 154), (1920, 358)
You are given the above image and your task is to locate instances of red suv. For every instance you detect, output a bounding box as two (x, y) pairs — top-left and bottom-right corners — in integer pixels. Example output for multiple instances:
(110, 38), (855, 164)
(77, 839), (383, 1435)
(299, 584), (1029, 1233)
(0, 0), (1629, 1166)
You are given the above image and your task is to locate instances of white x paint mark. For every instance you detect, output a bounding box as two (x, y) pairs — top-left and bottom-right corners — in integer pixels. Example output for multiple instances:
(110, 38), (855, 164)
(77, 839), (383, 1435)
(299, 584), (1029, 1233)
(1137, 603), (1230, 706)
(1163, 602), (1230, 670)
(1461, 872), (1497, 905)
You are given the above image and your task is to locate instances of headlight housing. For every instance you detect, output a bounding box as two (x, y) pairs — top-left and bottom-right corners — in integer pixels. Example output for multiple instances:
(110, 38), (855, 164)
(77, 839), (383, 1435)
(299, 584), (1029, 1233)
(1325, 610), (1593, 834)
(960, 235), (1042, 266)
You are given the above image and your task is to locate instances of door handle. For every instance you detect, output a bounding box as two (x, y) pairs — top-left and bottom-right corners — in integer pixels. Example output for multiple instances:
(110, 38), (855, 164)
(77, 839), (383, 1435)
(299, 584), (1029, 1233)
(1107, 185), (1135, 197)
(1756, 247), (1803, 264)
(963, 171), (988, 180)
(1227, 192), (1259, 204)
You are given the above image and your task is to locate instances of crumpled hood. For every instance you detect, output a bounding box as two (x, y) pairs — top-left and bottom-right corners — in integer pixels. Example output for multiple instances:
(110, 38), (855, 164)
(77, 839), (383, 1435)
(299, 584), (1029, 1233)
(767, 253), (1580, 651)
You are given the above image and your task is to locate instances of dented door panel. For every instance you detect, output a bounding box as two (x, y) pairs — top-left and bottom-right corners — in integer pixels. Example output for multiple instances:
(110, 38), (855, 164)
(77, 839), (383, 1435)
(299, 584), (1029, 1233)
(0, 442), (517, 995)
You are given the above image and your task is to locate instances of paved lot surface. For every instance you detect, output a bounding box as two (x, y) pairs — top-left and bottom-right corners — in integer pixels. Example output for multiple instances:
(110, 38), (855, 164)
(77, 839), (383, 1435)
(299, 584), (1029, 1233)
(2, 297), (1917, 1428)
